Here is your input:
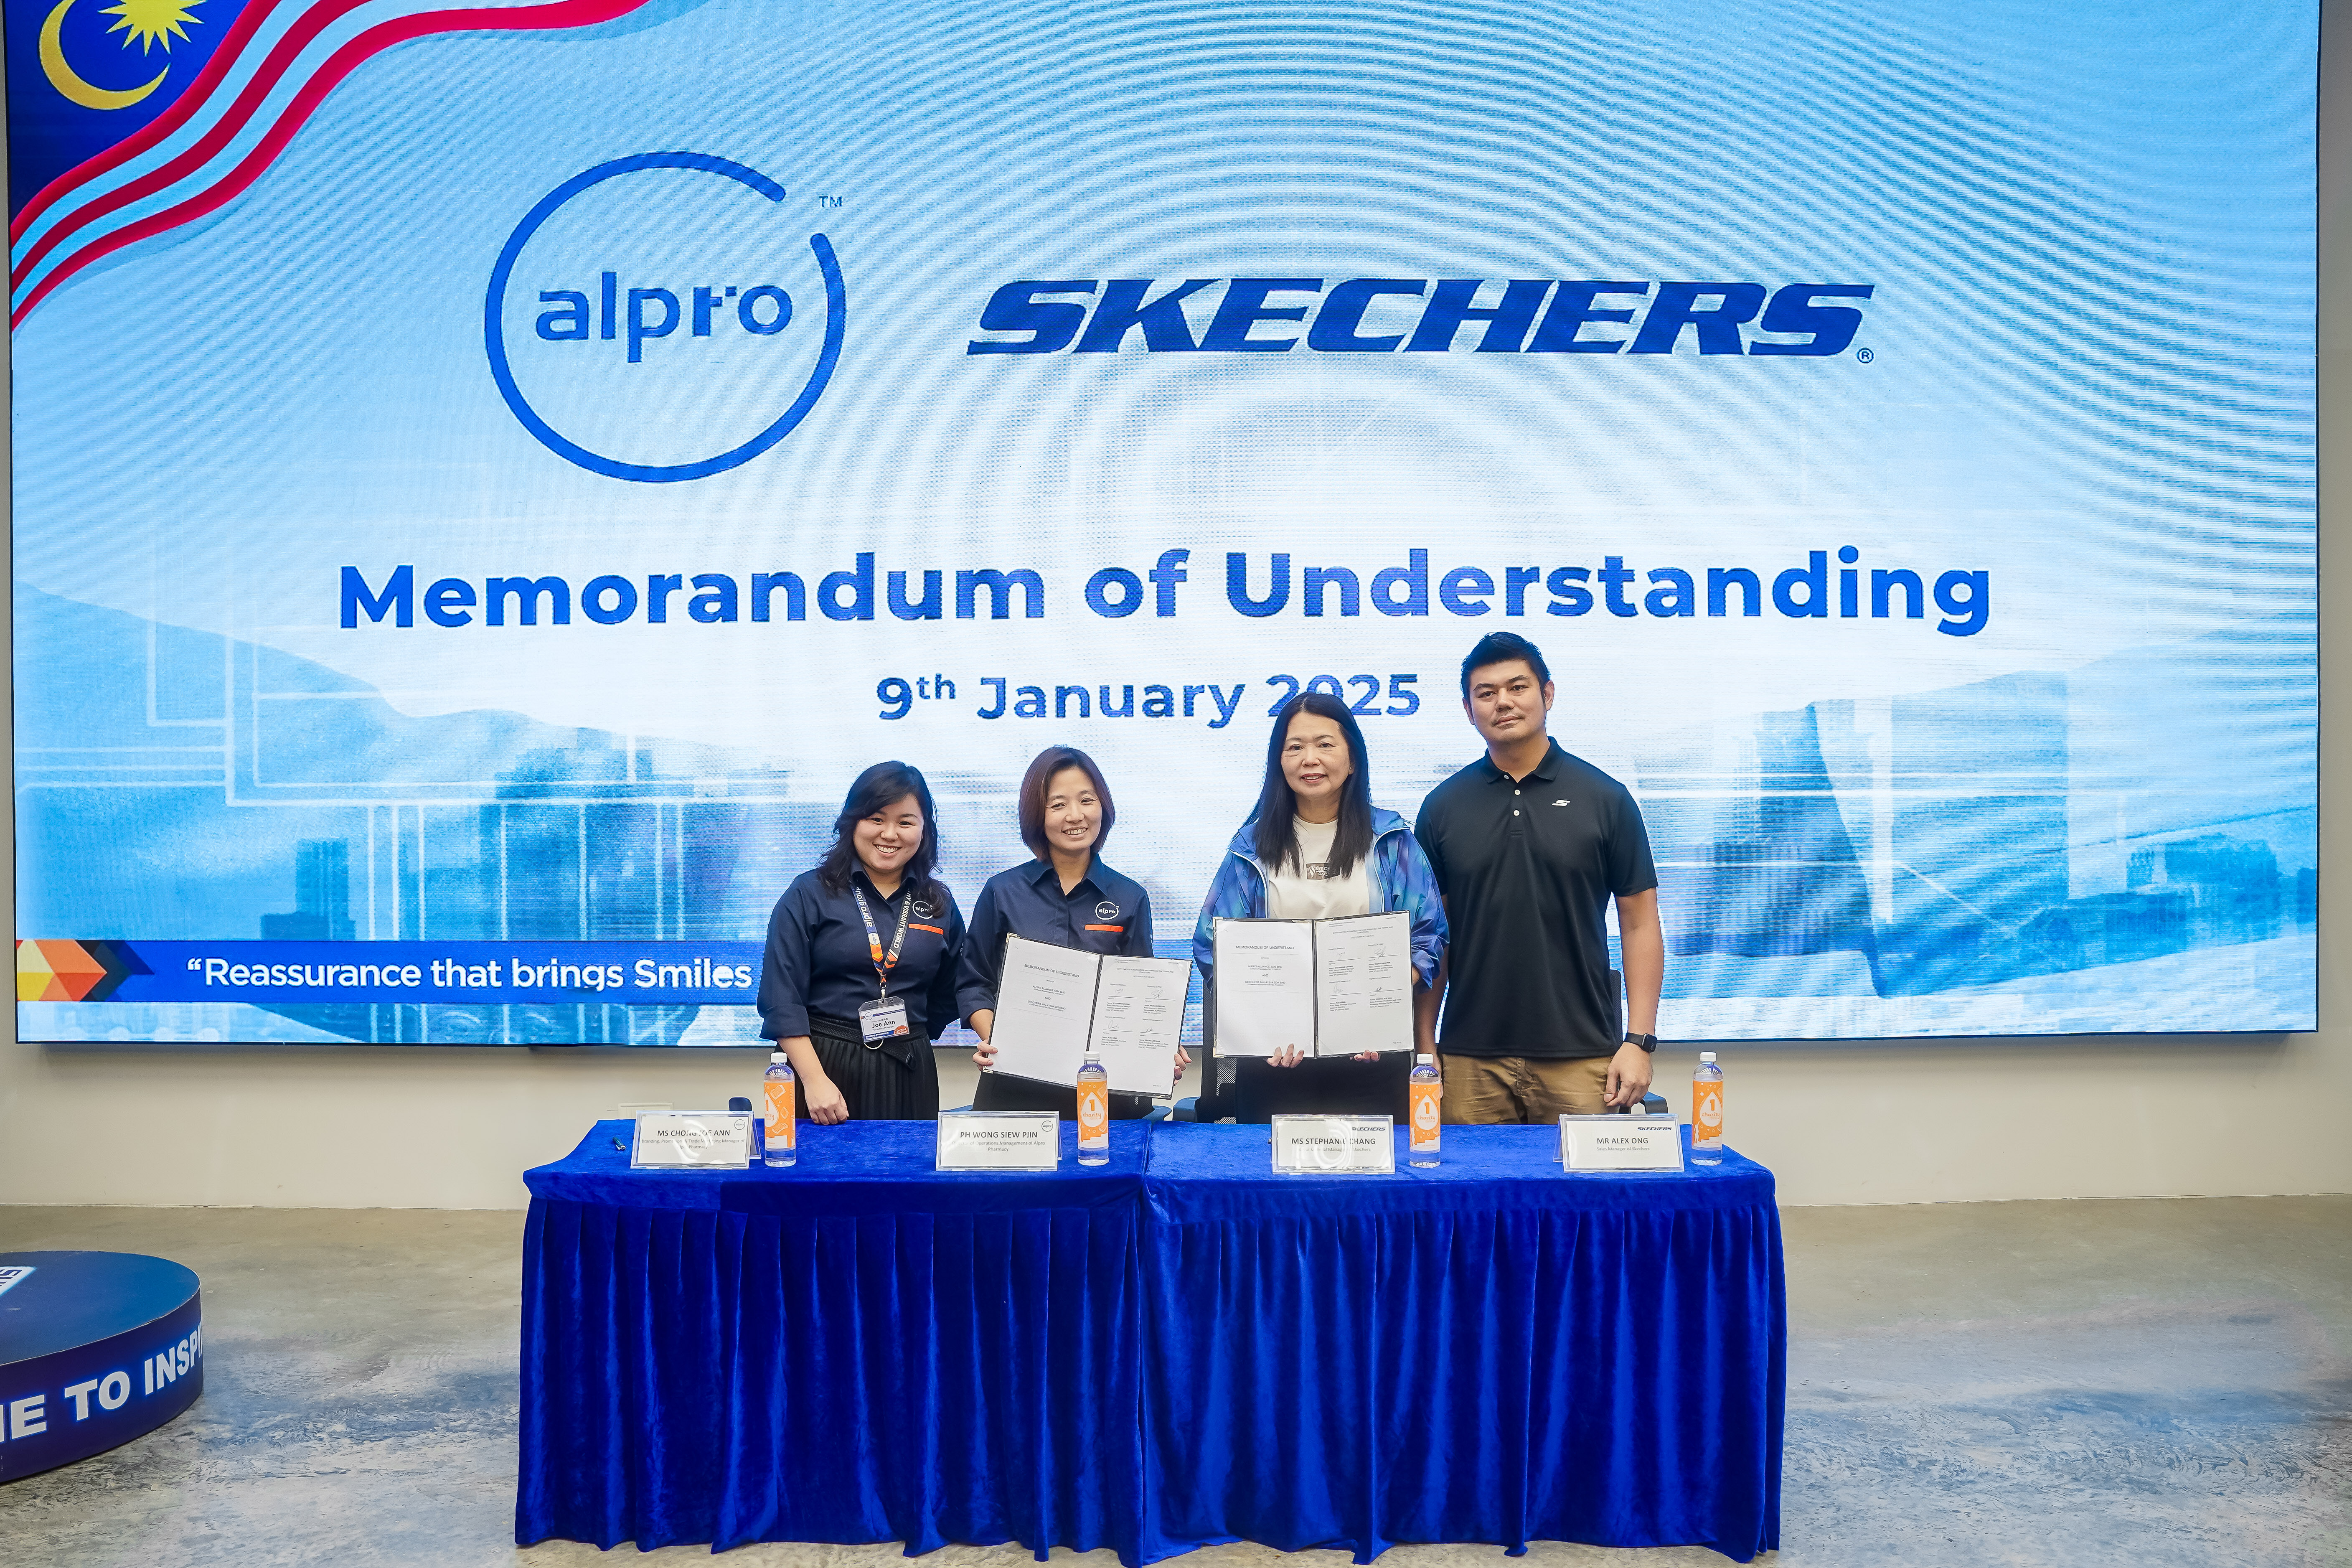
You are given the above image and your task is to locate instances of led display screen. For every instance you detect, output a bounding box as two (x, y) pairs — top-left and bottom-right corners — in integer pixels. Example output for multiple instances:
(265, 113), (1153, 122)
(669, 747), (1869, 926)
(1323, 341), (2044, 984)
(9, 0), (2315, 1044)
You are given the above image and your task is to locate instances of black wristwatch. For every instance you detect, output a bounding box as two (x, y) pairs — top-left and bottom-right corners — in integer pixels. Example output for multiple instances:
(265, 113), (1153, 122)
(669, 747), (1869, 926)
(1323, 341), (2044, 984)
(1622, 1032), (1659, 1053)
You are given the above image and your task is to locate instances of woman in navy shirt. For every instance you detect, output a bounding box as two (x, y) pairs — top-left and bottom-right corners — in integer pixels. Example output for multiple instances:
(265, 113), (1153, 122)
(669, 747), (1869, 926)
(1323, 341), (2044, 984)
(758, 761), (966, 1122)
(960, 745), (1184, 1118)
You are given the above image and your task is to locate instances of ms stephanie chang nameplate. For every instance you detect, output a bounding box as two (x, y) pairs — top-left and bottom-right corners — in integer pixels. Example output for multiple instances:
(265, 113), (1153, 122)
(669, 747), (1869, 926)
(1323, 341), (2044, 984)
(1270, 1115), (1397, 1174)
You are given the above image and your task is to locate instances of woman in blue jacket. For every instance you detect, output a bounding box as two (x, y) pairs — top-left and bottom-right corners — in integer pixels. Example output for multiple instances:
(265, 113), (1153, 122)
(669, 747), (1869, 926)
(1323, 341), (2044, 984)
(1191, 690), (1447, 1120)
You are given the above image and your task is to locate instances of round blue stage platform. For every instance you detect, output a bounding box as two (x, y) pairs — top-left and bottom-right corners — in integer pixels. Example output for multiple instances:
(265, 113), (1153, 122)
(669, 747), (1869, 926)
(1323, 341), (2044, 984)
(0, 1251), (203, 1482)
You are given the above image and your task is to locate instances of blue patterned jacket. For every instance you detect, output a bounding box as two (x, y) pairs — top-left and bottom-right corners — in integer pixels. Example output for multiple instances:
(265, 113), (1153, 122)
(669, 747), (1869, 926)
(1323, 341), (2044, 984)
(1190, 807), (1448, 989)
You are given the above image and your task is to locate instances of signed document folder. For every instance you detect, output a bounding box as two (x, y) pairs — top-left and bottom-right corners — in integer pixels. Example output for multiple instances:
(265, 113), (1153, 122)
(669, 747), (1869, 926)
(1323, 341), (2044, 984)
(982, 933), (1192, 1096)
(1212, 911), (1414, 1057)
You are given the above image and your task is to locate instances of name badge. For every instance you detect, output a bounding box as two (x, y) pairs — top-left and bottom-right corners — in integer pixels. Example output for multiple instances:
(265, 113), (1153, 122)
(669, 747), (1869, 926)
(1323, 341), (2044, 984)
(630, 1112), (755, 1169)
(936, 1111), (1062, 1171)
(1557, 1114), (1686, 1172)
(859, 996), (912, 1042)
(1270, 1114), (1396, 1174)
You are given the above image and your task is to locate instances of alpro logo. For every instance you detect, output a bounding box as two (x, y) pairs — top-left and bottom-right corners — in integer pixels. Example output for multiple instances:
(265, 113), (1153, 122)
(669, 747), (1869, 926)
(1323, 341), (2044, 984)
(485, 153), (844, 483)
(968, 279), (1871, 356)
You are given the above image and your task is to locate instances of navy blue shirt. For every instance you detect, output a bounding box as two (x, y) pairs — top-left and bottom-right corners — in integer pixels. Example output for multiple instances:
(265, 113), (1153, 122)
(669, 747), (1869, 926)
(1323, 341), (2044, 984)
(758, 868), (967, 1040)
(956, 856), (1155, 1023)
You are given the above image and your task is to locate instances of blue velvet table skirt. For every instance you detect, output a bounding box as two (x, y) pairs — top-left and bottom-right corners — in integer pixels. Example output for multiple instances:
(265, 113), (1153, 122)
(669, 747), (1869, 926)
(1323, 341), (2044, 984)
(516, 1119), (1782, 1563)
(1138, 1124), (1783, 1563)
(517, 1119), (1149, 1558)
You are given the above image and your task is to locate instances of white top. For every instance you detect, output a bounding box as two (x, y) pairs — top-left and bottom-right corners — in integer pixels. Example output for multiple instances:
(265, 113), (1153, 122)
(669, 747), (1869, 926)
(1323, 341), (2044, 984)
(1262, 816), (1375, 922)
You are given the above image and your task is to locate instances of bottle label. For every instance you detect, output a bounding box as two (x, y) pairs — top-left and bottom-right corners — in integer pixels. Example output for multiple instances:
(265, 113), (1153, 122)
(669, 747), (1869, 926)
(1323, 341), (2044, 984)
(1409, 1082), (1442, 1149)
(1693, 1080), (1724, 1142)
(1077, 1081), (1109, 1144)
(765, 1079), (795, 1150)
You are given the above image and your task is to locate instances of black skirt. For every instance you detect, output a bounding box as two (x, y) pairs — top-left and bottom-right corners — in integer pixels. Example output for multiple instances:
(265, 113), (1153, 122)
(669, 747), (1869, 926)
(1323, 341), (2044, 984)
(1232, 1051), (1412, 1123)
(808, 1014), (940, 1121)
(971, 1070), (1157, 1121)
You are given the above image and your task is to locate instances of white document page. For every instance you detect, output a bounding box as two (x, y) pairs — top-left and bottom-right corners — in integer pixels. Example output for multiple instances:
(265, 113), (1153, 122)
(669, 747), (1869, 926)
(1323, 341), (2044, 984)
(1086, 954), (1192, 1096)
(983, 934), (1102, 1089)
(1312, 911), (1415, 1056)
(1212, 918), (1317, 1058)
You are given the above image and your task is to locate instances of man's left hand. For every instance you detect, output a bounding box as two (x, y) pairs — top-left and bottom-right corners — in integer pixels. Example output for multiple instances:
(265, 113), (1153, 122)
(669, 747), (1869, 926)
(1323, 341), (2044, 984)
(1603, 1042), (1654, 1109)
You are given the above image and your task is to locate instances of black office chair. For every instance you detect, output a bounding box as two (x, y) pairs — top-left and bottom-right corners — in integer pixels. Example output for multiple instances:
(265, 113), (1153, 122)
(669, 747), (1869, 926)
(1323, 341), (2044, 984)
(1172, 1000), (1237, 1122)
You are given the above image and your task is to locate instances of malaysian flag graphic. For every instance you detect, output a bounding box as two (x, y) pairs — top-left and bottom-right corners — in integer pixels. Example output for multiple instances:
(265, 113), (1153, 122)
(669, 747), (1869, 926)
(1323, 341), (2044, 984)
(7, 0), (655, 328)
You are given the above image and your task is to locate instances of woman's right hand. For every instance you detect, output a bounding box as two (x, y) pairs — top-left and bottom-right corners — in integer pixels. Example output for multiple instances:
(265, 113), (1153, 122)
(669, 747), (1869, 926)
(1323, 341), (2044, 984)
(1267, 1044), (1307, 1068)
(803, 1074), (850, 1124)
(969, 1009), (996, 1069)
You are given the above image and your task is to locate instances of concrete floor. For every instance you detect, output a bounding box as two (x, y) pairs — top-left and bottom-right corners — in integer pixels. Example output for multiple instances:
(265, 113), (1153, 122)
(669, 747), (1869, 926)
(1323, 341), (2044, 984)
(0, 1198), (2346, 1567)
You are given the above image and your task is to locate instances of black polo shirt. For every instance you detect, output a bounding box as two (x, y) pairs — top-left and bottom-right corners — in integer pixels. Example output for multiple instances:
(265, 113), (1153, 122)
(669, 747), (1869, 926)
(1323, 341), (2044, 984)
(757, 868), (966, 1040)
(956, 856), (1154, 1022)
(1415, 740), (1656, 1059)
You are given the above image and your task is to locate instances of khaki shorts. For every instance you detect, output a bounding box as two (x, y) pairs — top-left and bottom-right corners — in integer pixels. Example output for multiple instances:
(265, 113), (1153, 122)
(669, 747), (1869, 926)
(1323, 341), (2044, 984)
(1438, 1053), (1612, 1124)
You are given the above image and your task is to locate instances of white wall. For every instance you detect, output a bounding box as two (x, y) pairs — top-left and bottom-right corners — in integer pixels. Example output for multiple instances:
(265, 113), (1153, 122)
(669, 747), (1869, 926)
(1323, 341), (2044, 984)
(3, 28), (2347, 1212)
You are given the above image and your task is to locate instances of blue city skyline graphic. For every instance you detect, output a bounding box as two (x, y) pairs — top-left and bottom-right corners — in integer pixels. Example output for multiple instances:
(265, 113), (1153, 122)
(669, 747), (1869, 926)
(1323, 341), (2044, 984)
(15, 587), (2314, 1044)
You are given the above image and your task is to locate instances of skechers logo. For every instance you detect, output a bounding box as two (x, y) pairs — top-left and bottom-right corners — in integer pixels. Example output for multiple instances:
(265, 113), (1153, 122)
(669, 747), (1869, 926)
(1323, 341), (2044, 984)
(969, 279), (1872, 357)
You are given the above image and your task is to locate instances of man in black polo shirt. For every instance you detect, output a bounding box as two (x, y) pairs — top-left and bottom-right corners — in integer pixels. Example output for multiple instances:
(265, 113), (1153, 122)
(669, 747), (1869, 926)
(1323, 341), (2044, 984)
(1412, 631), (1663, 1121)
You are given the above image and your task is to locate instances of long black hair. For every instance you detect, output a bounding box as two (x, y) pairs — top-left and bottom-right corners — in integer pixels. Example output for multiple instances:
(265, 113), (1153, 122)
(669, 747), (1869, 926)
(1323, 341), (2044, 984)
(816, 760), (945, 905)
(1253, 691), (1375, 878)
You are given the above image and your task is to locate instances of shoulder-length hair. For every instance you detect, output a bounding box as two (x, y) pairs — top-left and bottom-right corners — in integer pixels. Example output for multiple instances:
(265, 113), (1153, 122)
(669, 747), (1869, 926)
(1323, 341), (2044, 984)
(816, 761), (945, 904)
(1018, 746), (1115, 860)
(1253, 691), (1374, 879)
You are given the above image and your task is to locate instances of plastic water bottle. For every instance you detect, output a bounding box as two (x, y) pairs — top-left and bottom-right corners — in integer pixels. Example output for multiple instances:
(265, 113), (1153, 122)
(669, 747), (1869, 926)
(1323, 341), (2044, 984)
(1692, 1051), (1724, 1165)
(1407, 1053), (1442, 1167)
(763, 1051), (797, 1168)
(1076, 1051), (1110, 1165)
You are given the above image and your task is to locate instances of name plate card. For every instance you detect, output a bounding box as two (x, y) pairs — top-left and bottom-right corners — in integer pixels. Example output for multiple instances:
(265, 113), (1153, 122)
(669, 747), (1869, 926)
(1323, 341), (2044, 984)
(1557, 1114), (1687, 1173)
(630, 1112), (755, 1169)
(1270, 1114), (1396, 1175)
(936, 1111), (1062, 1171)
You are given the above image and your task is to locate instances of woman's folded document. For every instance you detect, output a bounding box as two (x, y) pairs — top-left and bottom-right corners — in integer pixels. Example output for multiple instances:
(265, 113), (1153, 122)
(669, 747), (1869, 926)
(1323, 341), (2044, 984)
(1212, 911), (1414, 1058)
(982, 933), (1193, 1095)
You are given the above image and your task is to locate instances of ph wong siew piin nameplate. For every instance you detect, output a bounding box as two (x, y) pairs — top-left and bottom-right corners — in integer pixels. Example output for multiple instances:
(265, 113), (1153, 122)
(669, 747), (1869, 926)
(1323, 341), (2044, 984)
(936, 1111), (1062, 1171)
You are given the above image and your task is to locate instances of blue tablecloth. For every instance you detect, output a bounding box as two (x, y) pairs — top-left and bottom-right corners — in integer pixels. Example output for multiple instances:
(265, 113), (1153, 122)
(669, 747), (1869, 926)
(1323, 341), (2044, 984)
(517, 1119), (1150, 1557)
(1138, 1124), (1783, 1563)
(516, 1119), (1782, 1564)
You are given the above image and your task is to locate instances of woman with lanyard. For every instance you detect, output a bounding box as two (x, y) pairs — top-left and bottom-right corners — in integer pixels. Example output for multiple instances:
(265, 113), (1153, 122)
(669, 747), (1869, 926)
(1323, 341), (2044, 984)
(757, 760), (967, 1121)
(958, 745), (1186, 1119)
(1192, 690), (1446, 1119)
